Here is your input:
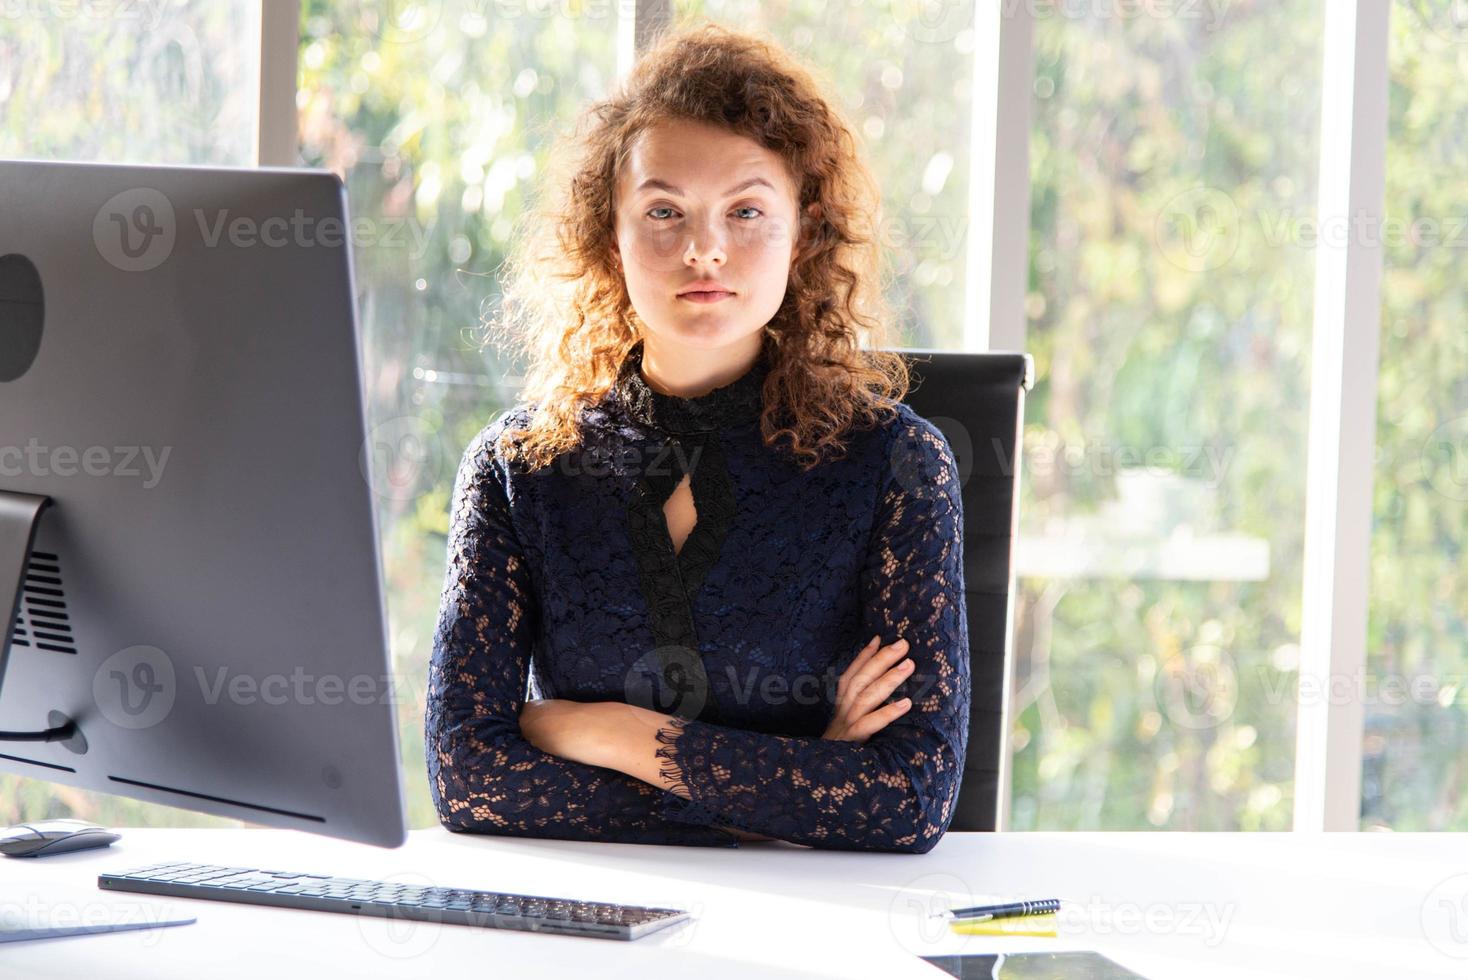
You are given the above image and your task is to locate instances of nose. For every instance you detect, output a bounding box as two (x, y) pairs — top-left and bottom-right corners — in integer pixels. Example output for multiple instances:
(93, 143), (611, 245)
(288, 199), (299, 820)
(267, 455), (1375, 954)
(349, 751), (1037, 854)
(683, 219), (726, 268)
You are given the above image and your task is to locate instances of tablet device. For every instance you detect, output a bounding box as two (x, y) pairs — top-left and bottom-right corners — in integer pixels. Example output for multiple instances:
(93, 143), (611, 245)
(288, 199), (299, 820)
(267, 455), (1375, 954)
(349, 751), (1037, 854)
(921, 950), (1150, 979)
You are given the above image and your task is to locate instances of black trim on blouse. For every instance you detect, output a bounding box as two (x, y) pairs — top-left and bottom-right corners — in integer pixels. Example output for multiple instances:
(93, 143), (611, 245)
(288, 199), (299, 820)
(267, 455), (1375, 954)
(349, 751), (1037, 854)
(609, 338), (771, 721)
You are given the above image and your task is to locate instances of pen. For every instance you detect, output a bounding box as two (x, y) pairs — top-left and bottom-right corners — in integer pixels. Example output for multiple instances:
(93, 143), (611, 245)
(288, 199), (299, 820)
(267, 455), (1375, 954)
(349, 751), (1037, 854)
(929, 897), (1061, 921)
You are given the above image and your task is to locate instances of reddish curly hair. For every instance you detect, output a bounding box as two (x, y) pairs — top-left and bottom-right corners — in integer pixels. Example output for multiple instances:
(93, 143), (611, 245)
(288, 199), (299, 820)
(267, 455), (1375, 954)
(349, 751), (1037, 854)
(482, 19), (909, 472)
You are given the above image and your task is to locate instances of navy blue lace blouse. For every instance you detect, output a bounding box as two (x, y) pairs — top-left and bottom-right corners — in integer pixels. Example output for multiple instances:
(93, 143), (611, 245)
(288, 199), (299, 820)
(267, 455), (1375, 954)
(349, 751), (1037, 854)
(425, 338), (970, 853)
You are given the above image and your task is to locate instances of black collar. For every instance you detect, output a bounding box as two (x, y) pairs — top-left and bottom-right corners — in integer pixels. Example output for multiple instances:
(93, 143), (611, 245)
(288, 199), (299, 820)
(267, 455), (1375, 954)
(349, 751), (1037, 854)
(612, 338), (769, 435)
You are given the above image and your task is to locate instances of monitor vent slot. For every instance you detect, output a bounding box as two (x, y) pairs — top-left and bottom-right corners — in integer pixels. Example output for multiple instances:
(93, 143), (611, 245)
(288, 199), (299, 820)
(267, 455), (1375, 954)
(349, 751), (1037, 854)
(9, 551), (76, 654)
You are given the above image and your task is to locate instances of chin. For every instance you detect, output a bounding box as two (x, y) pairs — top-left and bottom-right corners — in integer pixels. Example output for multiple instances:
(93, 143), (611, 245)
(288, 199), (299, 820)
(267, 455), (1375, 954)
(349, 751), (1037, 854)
(651, 317), (761, 349)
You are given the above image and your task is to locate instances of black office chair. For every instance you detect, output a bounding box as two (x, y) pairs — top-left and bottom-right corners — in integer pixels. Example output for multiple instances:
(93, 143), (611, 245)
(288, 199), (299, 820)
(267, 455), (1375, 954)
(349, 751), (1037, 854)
(891, 348), (1034, 833)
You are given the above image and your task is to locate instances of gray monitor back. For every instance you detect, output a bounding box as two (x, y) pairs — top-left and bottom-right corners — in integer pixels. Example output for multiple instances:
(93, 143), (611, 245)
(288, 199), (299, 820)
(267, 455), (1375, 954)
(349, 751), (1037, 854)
(0, 158), (406, 847)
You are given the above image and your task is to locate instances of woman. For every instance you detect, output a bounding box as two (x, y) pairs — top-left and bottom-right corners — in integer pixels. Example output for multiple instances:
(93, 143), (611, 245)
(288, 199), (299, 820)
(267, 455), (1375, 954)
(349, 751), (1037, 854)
(425, 21), (969, 853)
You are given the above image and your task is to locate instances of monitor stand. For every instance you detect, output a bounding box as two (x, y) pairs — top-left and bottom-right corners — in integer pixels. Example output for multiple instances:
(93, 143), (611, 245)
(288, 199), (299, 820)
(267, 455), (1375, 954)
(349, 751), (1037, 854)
(0, 490), (85, 750)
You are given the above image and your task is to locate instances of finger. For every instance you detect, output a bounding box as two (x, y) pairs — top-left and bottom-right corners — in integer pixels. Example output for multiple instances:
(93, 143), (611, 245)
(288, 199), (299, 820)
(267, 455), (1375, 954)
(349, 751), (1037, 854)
(850, 658), (915, 714)
(835, 634), (884, 709)
(846, 633), (884, 674)
(845, 697), (912, 741)
(843, 639), (911, 705)
(836, 635), (883, 703)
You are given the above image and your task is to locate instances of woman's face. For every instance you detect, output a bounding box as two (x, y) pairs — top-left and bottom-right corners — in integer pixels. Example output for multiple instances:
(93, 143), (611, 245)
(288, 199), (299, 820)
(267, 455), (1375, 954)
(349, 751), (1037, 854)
(611, 118), (806, 357)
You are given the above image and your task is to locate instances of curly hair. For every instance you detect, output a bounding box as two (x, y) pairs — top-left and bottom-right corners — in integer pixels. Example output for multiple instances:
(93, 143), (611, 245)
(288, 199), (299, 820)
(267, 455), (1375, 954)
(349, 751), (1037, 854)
(482, 19), (910, 472)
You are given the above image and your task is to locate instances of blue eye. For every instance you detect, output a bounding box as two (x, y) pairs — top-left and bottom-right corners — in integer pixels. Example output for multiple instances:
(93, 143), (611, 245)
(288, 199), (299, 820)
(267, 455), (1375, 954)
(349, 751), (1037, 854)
(645, 206), (764, 221)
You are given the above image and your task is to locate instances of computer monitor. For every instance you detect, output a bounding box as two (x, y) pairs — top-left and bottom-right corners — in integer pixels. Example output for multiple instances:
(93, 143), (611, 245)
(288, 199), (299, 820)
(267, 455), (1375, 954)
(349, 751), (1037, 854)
(0, 158), (407, 848)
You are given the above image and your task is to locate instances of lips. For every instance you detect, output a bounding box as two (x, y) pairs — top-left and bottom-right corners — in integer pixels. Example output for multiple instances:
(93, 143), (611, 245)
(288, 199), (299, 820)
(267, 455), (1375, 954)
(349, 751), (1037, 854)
(678, 290), (734, 303)
(677, 281), (733, 297)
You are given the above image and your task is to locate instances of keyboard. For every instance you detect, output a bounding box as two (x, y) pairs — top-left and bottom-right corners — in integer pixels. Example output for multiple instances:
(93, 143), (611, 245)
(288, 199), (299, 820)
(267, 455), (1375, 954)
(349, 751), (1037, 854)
(98, 861), (691, 941)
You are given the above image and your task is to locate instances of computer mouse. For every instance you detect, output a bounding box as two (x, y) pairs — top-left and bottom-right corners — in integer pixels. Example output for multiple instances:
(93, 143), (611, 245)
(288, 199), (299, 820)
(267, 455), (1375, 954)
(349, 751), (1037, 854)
(0, 819), (121, 858)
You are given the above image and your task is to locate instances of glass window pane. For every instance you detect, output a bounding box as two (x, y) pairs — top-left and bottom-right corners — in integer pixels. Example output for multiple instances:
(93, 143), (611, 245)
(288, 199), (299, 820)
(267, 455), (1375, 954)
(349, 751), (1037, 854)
(1013, 3), (1325, 830)
(1363, 1), (1468, 831)
(0, 1), (260, 165)
(297, 0), (621, 829)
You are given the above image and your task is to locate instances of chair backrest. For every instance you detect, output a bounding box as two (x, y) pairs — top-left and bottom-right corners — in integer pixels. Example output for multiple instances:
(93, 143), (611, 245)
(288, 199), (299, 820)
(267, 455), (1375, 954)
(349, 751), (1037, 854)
(890, 348), (1034, 833)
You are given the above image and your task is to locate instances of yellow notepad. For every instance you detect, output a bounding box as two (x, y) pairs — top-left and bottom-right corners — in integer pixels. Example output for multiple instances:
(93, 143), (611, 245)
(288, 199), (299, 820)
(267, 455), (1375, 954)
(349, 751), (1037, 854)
(948, 912), (1058, 937)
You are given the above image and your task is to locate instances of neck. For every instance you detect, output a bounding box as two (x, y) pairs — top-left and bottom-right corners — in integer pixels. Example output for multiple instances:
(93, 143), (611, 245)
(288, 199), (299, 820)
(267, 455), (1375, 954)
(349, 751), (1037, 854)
(638, 332), (766, 399)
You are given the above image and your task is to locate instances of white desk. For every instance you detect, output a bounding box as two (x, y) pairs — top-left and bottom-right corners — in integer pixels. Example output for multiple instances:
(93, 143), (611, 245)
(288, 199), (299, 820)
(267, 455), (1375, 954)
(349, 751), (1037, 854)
(3, 827), (1465, 979)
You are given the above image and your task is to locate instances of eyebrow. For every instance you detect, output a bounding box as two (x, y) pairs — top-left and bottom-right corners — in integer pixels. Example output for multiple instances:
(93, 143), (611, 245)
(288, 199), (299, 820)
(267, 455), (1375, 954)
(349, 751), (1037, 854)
(634, 176), (778, 197)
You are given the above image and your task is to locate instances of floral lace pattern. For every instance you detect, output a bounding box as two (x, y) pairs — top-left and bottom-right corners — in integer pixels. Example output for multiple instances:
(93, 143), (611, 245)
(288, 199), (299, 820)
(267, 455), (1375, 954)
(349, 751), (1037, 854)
(426, 340), (970, 853)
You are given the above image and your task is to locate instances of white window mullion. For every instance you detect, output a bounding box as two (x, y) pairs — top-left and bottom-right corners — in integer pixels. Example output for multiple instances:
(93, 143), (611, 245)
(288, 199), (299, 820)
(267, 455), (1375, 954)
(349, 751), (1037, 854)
(966, 1), (1035, 832)
(1293, 0), (1390, 832)
(965, 1), (1034, 357)
(256, 0), (301, 168)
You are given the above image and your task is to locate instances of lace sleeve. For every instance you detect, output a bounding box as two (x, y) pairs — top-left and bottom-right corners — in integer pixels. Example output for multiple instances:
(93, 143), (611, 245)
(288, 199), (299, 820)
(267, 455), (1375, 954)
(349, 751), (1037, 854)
(648, 412), (971, 853)
(425, 421), (741, 847)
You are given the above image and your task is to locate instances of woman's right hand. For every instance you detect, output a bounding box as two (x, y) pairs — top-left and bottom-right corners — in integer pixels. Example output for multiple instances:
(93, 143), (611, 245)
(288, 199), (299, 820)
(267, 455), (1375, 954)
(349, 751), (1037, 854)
(822, 634), (914, 743)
